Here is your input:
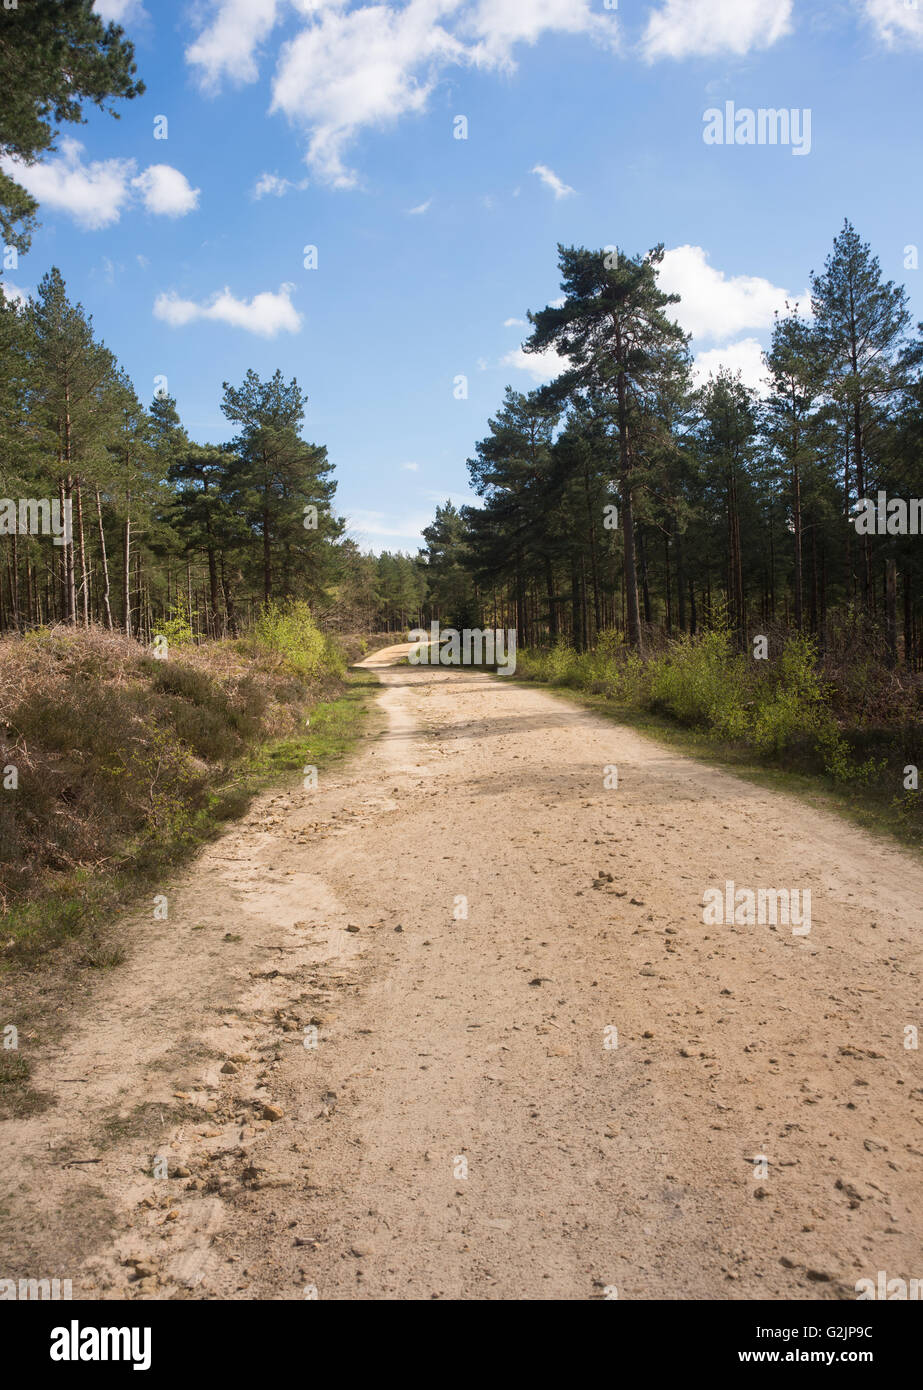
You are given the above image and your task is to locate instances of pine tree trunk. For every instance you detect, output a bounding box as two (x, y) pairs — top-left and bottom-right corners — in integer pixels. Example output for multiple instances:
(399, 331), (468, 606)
(637, 525), (652, 626)
(885, 559), (897, 667)
(616, 357), (642, 651)
(95, 488), (113, 630)
(122, 498), (132, 637)
(263, 507), (272, 605)
(545, 557), (558, 641)
(9, 530), (19, 631)
(76, 477), (89, 627)
(792, 458), (803, 629)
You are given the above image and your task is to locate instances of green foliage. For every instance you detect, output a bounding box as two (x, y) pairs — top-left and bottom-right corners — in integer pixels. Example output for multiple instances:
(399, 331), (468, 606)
(648, 629), (751, 742)
(519, 626), (886, 785)
(248, 599), (344, 680)
(157, 596), (194, 649)
(0, 0), (144, 252)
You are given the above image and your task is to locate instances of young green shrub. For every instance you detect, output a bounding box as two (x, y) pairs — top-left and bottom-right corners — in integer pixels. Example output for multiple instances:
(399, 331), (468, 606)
(647, 628), (751, 740)
(248, 600), (333, 680)
(157, 596), (194, 649)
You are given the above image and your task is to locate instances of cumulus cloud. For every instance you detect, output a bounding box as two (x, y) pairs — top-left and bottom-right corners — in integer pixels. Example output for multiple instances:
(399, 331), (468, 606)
(692, 337), (770, 394)
(94, 0), (147, 21)
(658, 244), (807, 344)
(132, 164), (200, 217)
(270, 1), (467, 188)
(153, 283), (302, 336)
(186, 0), (283, 91)
(501, 344), (569, 383)
(187, 0), (617, 187)
(531, 164), (574, 199)
(1, 281), (28, 307)
(251, 171), (309, 198)
(0, 139), (198, 230)
(1, 138), (135, 230)
(641, 0), (792, 61)
(465, 0), (619, 70)
(858, 0), (923, 47)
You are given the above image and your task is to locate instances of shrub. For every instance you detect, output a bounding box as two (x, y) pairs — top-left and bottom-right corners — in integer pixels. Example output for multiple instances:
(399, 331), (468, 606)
(248, 599), (342, 680)
(0, 620), (349, 917)
(647, 628), (751, 741)
(156, 596), (194, 649)
(517, 621), (885, 783)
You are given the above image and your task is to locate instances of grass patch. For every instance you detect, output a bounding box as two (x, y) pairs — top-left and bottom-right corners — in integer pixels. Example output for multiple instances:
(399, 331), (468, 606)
(0, 1049), (51, 1120)
(94, 1099), (204, 1153)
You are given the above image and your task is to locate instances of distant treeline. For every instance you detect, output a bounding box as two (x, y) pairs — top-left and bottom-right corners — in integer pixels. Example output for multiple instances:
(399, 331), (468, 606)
(0, 269), (447, 640)
(417, 223), (923, 667)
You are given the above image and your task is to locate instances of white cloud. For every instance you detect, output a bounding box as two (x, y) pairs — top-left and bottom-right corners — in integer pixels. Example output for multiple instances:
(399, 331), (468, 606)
(187, 0), (616, 187)
(136, 254), (150, 269)
(254, 172), (288, 198)
(1, 138), (134, 229)
(270, 1), (466, 188)
(94, 0), (147, 21)
(0, 140), (198, 229)
(642, 0), (792, 61)
(503, 316), (527, 327)
(186, 0), (283, 90)
(659, 244), (807, 344)
(1, 281), (28, 307)
(407, 198), (432, 214)
(153, 283), (302, 336)
(252, 171), (309, 198)
(692, 337), (770, 394)
(859, 0), (923, 47)
(132, 164), (200, 217)
(465, 0), (619, 69)
(531, 163), (575, 199)
(501, 344), (569, 383)
(401, 461), (419, 470)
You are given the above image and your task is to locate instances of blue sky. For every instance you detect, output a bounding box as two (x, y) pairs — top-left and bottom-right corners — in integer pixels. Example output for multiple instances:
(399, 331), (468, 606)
(2, 0), (922, 551)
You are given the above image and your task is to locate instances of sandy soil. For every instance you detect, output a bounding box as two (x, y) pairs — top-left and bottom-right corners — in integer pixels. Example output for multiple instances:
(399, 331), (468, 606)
(2, 643), (921, 1300)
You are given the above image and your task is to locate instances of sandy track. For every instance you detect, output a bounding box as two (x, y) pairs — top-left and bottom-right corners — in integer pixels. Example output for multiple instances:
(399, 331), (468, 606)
(2, 643), (922, 1300)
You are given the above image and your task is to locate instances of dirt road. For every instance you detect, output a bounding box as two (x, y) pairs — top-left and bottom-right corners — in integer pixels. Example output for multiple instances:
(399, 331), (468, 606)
(3, 643), (922, 1300)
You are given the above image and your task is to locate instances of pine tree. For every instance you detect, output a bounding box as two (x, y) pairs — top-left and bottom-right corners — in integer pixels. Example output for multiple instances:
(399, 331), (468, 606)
(525, 244), (690, 650)
(811, 221), (911, 608)
(764, 305), (827, 630)
(221, 369), (340, 606)
(27, 268), (117, 623)
(0, 0), (143, 252)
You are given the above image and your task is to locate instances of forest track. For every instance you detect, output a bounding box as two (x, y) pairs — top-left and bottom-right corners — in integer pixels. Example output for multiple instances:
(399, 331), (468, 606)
(2, 642), (921, 1300)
